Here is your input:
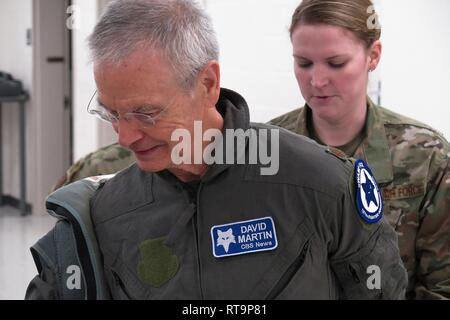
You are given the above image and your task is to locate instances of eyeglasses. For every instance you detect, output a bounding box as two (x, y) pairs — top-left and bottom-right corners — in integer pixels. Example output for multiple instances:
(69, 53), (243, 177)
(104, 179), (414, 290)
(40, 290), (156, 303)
(86, 90), (177, 128)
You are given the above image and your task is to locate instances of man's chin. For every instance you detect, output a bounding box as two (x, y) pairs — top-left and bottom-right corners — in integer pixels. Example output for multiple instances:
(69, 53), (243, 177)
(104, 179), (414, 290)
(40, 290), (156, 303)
(135, 160), (167, 173)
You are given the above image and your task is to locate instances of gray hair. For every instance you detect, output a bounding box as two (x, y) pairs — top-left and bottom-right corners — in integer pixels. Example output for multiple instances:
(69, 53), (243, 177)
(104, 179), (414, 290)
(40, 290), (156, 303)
(88, 0), (220, 90)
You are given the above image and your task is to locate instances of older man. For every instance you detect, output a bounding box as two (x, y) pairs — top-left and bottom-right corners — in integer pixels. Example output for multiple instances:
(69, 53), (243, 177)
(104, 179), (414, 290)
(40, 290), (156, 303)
(26, 0), (406, 300)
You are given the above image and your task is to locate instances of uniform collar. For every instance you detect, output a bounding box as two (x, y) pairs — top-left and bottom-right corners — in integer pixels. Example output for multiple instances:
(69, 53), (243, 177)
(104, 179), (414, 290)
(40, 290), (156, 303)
(295, 106), (309, 137)
(200, 87), (251, 183)
(296, 97), (393, 184)
(361, 97), (393, 184)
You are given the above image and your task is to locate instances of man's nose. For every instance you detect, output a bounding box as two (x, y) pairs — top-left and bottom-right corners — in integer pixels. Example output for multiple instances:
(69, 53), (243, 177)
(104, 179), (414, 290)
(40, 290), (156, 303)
(114, 119), (144, 148)
(310, 67), (330, 88)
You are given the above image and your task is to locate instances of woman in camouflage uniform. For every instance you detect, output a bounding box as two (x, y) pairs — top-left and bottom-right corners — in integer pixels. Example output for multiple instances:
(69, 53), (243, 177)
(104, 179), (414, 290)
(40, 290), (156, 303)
(270, 0), (450, 299)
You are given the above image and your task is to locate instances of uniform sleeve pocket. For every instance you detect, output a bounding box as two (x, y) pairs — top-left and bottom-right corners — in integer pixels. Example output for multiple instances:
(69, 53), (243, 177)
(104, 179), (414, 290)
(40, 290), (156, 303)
(330, 223), (407, 300)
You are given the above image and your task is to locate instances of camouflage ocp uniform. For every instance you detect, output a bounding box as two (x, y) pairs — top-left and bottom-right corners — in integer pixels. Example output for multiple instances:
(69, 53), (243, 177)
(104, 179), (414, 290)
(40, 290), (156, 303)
(270, 97), (450, 299)
(51, 144), (135, 193)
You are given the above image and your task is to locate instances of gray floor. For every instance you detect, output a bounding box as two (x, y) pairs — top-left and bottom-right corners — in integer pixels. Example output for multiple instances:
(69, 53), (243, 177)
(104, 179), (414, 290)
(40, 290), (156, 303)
(0, 206), (56, 300)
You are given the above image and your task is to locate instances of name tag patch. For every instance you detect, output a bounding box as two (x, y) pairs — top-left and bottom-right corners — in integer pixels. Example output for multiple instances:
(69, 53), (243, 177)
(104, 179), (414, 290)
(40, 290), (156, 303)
(211, 217), (278, 258)
(382, 183), (425, 200)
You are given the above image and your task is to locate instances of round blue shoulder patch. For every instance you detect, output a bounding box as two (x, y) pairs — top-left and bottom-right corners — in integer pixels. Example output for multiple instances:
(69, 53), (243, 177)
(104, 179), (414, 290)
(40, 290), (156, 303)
(354, 159), (383, 224)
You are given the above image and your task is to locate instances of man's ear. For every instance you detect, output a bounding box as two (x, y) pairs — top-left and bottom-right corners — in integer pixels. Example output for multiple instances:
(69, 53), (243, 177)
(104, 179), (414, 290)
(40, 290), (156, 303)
(199, 60), (221, 108)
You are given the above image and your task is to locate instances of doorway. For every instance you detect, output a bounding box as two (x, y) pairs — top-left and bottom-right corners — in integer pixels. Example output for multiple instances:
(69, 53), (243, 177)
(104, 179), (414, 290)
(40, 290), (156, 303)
(31, 0), (72, 213)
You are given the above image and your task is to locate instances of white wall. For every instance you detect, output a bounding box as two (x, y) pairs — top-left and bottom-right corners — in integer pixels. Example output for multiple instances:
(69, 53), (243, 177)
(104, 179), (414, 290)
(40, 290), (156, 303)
(206, 0), (302, 123)
(379, 0), (450, 139)
(72, 0), (118, 161)
(0, 0), (32, 198)
(72, 0), (101, 161)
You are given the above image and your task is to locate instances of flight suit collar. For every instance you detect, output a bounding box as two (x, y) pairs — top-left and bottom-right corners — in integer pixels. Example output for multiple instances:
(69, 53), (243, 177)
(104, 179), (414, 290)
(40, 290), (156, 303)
(199, 87), (251, 183)
(295, 97), (394, 184)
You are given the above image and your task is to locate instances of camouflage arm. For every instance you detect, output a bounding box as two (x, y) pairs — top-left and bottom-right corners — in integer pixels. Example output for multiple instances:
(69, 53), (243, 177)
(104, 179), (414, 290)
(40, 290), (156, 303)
(415, 154), (450, 299)
(50, 143), (134, 193)
(267, 108), (302, 133)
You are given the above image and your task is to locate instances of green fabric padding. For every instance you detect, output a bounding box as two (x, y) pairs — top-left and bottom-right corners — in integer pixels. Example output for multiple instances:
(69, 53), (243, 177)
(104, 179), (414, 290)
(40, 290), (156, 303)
(137, 237), (179, 288)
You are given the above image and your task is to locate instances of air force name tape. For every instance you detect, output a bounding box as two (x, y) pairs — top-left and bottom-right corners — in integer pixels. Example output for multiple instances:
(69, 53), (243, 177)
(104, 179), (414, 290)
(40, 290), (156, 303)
(211, 217), (278, 258)
(355, 159), (383, 224)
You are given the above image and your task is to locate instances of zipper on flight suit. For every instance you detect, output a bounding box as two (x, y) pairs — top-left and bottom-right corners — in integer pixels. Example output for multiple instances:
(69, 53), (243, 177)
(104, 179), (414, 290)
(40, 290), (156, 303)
(192, 207), (205, 299)
(266, 240), (311, 300)
(178, 182), (204, 300)
(192, 183), (204, 299)
(177, 179), (204, 299)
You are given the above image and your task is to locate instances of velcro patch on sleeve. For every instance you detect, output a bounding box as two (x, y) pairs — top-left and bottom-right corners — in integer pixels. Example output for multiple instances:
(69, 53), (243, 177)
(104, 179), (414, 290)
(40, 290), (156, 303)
(354, 159), (383, 224)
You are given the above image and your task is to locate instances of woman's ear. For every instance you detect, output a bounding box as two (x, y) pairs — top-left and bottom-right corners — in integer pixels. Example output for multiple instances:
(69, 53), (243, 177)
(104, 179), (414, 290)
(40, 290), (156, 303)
(368, 40), (382, 71)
